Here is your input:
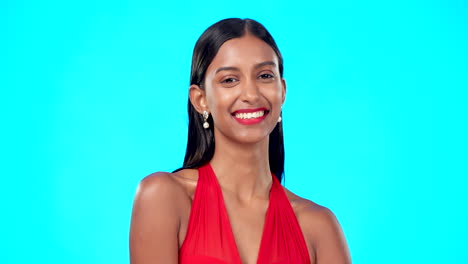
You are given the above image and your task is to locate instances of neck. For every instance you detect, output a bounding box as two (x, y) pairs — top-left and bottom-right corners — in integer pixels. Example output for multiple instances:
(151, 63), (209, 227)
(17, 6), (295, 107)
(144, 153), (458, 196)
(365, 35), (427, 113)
(209, 132), (272, 202)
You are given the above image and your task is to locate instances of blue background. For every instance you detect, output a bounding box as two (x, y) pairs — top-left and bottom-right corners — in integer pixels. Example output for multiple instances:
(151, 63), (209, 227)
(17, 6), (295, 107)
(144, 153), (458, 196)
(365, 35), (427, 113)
(2, 0), (467, 263)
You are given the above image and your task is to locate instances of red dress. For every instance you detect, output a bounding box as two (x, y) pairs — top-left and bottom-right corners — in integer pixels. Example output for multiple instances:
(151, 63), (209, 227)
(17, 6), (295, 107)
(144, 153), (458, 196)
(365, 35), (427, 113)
(179, 163), (311, 264)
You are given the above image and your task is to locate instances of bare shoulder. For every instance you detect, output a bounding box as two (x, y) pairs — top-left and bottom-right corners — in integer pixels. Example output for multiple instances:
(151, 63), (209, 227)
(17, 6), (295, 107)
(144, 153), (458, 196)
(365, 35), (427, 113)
(283, 188), (335, 241)
(130, 171), (189, 235)
(283, 187), (352, 264)
(283, 187), (327, 216)
(136, 171), (182, 198)
(131, 169), (199, 221)
(135, 169), (198, 202)
(130, 170), (197, 264)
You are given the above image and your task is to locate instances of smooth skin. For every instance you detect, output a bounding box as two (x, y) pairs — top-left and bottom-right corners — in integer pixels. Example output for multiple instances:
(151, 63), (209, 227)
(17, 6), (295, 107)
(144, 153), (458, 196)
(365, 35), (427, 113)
(130, 33), (351, 264)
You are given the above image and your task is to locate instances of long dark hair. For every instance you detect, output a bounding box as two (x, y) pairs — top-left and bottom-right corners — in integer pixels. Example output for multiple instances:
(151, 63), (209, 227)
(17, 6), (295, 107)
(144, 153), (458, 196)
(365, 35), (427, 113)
(173, 18), (285, 182)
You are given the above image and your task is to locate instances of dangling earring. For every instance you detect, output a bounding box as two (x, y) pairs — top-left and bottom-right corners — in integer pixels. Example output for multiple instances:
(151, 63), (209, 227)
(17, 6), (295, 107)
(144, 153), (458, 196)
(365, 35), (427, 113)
(203, 110), (210, 129)
(278, 107), (283, 123)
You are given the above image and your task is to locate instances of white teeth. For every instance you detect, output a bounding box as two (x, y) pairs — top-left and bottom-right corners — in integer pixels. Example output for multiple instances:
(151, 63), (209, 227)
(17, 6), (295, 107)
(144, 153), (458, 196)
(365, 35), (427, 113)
(235, 110), (265, 119)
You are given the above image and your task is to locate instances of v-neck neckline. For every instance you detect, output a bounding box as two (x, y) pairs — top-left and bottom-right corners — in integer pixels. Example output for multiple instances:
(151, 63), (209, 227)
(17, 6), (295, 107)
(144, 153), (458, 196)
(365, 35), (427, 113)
(206, 163), (276, 264)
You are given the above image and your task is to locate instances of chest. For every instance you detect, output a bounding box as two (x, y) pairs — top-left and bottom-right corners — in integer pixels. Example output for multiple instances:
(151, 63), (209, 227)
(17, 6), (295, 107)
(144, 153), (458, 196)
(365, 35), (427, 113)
(179, 194), (270, 263)
(178, 164), (312, 264)
(223, 196), (270, 264)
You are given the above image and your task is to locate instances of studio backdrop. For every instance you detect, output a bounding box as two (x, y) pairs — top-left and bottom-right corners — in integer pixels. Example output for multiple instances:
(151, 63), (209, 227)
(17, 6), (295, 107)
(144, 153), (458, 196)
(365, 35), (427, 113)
(2, 0), (467, 263)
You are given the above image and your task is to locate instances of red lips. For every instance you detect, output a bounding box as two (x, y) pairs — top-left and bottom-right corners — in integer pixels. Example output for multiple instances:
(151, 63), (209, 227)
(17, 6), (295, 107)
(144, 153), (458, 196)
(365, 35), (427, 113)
(231, 107), (268, 115)
(231, 107), (269, 125)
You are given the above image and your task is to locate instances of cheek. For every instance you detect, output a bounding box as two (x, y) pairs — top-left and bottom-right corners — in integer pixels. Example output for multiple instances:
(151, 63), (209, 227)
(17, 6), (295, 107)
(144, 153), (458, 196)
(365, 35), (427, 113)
(263, 85), (283, 104)
(206, 88), (234, 114)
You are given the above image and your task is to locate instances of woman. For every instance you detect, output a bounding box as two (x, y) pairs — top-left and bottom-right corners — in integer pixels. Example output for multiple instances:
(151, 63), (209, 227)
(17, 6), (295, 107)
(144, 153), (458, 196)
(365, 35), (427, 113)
(130, 18), (351, 264)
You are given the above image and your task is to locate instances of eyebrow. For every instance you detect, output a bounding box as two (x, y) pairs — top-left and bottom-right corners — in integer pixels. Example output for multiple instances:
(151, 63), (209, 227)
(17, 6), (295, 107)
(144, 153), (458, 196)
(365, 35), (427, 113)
(215, 61), (277, 74)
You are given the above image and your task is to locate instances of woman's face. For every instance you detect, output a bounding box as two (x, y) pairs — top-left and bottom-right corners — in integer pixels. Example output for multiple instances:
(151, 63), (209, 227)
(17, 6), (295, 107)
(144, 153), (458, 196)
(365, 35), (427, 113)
(202, 34), (285, 144)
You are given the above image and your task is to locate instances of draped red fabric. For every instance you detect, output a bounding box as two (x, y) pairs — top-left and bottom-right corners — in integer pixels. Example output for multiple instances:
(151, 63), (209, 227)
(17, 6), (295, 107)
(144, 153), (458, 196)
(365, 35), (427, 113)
(179, 163), (310, 264)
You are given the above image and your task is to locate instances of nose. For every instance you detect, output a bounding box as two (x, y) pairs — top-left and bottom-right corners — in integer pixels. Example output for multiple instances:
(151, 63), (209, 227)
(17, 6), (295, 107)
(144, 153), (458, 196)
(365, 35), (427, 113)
(240, 78), (260, 104)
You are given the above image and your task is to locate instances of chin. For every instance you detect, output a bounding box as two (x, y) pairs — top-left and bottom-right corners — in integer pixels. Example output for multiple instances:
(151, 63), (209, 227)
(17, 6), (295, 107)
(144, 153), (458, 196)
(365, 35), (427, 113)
(214, 126), (272, 145)
(232, 132), (270, 145)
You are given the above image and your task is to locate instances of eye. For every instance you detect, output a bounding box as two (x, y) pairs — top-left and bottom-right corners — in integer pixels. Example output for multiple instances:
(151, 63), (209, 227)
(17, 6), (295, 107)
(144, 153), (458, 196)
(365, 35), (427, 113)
(221, 77), (238, 83)
(258, 73), (275, 79)
(257, 72), (275, 83)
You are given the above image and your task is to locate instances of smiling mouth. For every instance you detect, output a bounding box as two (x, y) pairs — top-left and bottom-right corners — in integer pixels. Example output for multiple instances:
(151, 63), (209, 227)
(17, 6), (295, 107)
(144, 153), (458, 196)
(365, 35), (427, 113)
(231, 108), (270, 123)
(233, 110), (268, 119)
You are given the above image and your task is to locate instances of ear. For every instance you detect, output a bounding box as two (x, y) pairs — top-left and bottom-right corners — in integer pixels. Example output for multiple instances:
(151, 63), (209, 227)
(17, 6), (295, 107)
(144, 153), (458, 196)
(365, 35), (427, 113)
(189, 84), (208, 114)
(281, 78), (287, 105)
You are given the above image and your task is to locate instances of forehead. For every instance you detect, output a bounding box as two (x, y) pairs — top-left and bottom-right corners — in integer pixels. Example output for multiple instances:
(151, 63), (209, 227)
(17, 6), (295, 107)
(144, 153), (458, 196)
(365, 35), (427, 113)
(206, 34), (279, 73)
